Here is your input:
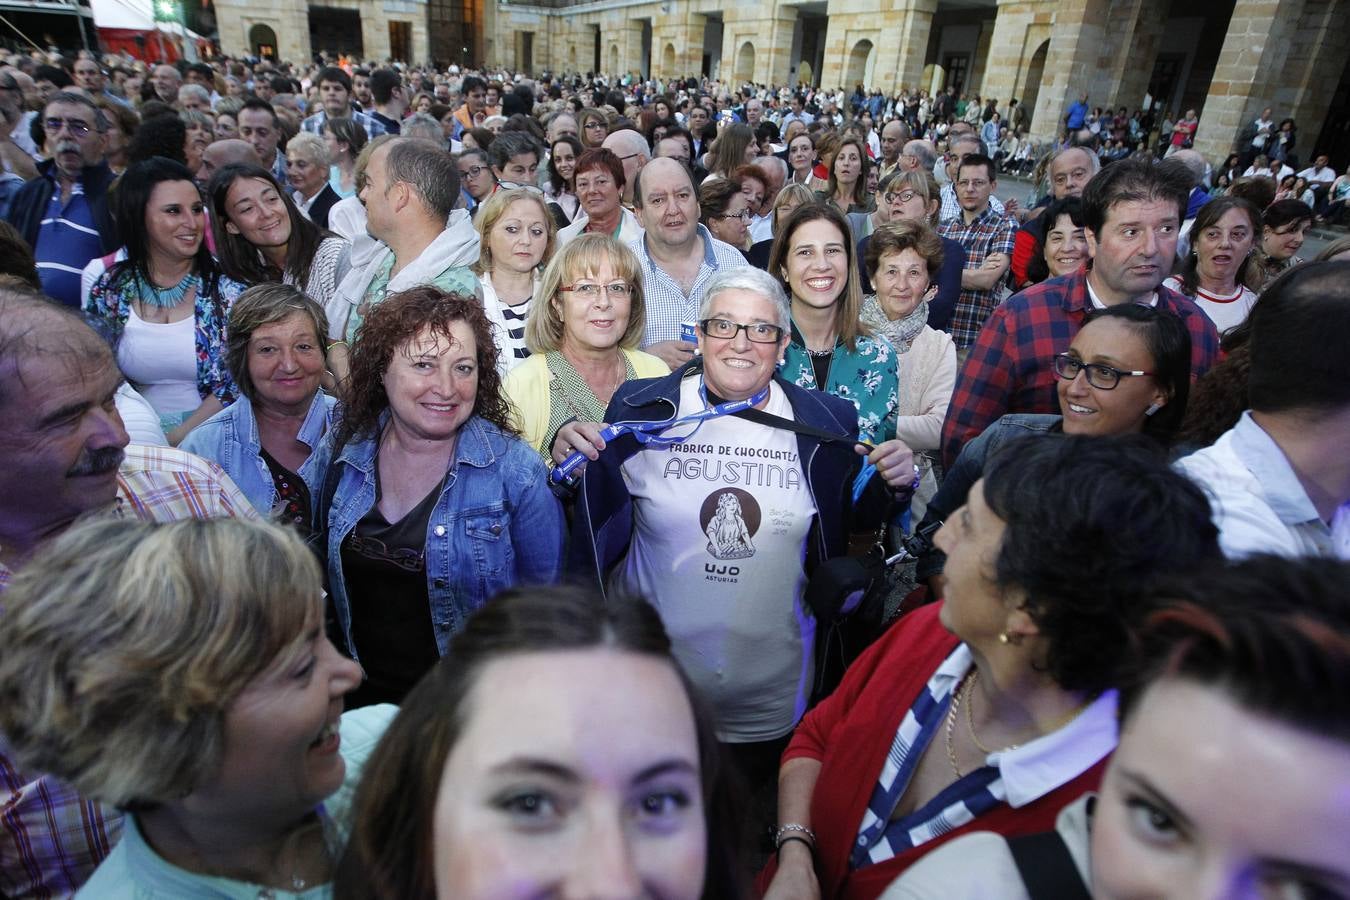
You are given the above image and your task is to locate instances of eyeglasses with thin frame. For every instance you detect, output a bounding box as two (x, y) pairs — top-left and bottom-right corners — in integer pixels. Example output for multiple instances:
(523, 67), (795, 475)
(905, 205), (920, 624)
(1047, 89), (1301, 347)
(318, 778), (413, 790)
(44, 117), (93, 137)
(716, 209), (752, 222)
(584, 121), (607, 130)
(562, 282), (631, 298)
(1052, 353), (1153, 390)
(700, 318), (785, 343)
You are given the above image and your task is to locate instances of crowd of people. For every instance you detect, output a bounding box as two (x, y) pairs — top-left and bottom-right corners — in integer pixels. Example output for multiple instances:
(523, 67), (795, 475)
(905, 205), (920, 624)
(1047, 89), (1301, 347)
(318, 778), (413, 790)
(0, 46), (1348, 900)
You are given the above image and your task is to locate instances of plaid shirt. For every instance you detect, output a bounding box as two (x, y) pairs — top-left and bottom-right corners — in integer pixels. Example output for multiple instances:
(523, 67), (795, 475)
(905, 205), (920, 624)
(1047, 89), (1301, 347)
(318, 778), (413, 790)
(940, 268), (1222, 468)
(301, 107), (389, 138)
(937, 206), (1017, 350)
(0, 445), (257, 898)
(627, 225), (748, 346)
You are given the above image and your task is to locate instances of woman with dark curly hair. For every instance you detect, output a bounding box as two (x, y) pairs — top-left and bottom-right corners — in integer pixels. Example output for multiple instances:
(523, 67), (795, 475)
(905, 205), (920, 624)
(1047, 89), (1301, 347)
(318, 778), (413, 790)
(319, 286), (564, 707)
(335, 585), (749, 900)
(758, 434), (1220, 898)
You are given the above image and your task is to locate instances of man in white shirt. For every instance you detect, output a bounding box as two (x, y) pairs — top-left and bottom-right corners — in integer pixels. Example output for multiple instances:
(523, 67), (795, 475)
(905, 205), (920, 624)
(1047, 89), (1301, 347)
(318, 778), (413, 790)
(628, 158), (747, 369)
(1176, 261), (1350, 559)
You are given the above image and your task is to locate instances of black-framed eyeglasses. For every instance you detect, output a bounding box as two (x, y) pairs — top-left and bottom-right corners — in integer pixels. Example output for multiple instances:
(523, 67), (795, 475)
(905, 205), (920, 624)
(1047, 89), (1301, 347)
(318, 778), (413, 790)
(44, 117), (93, 137)
(584, 121), (607, 130)
(700, 318), (784, 343)
(458, 164), (488, 179)
(1053, 353), (1153, 389)
(884, 189), (918, 204)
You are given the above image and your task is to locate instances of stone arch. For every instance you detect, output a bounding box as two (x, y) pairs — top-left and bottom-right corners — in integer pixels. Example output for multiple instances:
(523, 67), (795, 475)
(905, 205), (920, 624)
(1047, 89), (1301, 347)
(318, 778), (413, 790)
(609, 43), (620, 76)
(734, 40), (755, 83)
(845, 39), (875, 89)
(662, 42), (676, 77)
(248, 23), (278, 59)
(1020, 40), (1050, 131)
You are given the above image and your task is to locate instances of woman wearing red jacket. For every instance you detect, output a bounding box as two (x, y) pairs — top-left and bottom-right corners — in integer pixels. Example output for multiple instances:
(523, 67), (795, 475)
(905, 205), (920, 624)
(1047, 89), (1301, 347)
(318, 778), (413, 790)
(759, 434), (1221, 899)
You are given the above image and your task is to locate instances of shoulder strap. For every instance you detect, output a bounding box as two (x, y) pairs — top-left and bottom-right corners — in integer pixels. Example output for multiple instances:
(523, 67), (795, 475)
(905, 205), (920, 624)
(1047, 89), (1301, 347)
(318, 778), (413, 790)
(731, 407), (857, 446)
(1006, 831), (1091, 900)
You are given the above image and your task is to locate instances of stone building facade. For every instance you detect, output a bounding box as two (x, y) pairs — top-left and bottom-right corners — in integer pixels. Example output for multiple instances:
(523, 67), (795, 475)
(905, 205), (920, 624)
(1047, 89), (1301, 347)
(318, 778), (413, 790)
(214, 0), (436, 67)
(489, 0), (1350, 169)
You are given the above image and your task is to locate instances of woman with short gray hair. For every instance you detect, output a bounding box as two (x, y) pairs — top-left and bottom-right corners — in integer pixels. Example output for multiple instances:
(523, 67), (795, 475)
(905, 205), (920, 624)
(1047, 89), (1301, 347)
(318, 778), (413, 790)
(286, 131), (340, 229)
(567, 263), (916, 816)
(0, 517), (394, 898)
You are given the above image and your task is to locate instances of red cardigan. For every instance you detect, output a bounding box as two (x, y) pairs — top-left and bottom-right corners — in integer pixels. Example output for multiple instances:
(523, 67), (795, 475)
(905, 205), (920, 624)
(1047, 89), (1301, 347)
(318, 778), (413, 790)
(755, 604), (1110, 899)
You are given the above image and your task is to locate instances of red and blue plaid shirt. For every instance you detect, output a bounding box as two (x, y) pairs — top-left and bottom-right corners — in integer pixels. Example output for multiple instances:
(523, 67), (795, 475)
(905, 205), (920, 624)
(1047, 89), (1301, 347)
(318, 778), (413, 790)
(940, 267), (1221, 468)
(937, 206), (1018, 350)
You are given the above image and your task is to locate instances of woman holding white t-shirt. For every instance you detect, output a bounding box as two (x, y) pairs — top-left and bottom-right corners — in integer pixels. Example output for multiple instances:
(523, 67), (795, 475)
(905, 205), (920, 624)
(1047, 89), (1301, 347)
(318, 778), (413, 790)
(1163, 197), (1261, 335)
(565, 266), (915, 812)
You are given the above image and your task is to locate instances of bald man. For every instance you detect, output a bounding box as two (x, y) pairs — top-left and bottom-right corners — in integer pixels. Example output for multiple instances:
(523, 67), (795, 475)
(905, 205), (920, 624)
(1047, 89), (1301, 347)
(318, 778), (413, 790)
(602, 128), (651, 207)
(199, 138), (263, 182)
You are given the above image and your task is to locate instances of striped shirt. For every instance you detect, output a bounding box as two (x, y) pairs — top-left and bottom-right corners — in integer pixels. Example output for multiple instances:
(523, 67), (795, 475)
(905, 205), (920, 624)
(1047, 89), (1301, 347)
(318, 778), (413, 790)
(852, 643), (1118, 870)
(500, 299), (532, 364)
(34, 180), (103, 308)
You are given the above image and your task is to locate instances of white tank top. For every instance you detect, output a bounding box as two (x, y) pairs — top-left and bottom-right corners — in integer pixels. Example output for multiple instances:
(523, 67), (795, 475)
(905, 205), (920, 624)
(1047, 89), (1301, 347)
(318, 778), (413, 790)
(118, 307), (201, 417)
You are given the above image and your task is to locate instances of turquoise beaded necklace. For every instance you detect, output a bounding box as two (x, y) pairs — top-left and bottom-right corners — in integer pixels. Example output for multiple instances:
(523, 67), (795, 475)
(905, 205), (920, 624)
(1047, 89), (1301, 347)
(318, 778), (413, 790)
(136, 270), (199, 309)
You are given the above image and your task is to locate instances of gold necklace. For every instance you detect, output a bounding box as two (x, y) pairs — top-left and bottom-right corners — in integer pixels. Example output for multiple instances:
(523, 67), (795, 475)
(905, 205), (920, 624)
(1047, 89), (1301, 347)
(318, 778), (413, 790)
(944, 671), (970, 779)
(964, 668), (1092, 756)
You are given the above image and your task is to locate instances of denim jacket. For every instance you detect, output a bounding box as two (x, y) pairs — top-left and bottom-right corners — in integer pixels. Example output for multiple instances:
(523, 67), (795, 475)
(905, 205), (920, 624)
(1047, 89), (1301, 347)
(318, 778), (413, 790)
(568, 361), (861, 589)
(180, 391), (336, 517)
(324, 414), (564, 658)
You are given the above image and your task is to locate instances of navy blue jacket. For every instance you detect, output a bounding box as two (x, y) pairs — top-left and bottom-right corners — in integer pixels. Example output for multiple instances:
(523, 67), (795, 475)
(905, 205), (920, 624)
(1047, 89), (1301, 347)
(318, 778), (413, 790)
(6, 159), (118, 253)
(568, 361), (863, 592)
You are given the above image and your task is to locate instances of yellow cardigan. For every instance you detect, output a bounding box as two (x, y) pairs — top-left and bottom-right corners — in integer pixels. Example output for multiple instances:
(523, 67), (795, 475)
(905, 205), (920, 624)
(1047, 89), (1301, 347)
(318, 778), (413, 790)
(504, 349), (671, 456)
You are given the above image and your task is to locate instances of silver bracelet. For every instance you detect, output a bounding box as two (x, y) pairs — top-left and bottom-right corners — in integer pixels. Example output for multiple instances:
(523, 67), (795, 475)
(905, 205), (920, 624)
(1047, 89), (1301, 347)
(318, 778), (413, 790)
(775, 822), (817, 849)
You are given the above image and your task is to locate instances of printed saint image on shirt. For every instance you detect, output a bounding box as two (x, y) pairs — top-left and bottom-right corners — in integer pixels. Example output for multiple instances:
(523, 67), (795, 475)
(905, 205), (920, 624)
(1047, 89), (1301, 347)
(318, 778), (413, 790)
(700, 488), (760, 560)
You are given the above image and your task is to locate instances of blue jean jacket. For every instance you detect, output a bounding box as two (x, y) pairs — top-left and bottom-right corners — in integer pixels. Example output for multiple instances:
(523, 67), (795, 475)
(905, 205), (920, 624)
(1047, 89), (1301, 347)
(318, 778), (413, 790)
(180, 391), (336, 517)
(324, 414), (564, 659)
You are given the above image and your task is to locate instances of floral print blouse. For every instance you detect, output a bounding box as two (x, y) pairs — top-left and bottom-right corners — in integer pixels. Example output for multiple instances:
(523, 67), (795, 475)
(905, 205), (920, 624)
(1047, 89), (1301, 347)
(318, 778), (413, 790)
(781, 325), (900, 445)
(86, 265), (248, 405)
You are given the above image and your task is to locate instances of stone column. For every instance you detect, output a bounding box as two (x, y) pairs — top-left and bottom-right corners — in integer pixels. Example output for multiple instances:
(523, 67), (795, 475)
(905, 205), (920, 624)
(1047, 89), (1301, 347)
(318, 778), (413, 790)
(1025, 0), (1110, 142)
(978, 0), (1043, 118)
(1190, 0), (1308, 164)
(887, 0), (939, 93)
(721, 5), (796, 86)
(967, 15), (996, 96)
(1094, 0), (1169, 111)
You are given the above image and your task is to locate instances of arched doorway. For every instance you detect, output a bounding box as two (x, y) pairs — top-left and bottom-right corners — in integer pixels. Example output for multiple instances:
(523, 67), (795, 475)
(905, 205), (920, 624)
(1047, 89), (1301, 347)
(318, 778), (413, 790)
(248, 23), (278, 59)
(734, 41), (755, 83)
(609, 43), (620, 75)
(845, 39), (874, 89)
(1020, 40), (1050, 131)
(663, 42), (676, 77)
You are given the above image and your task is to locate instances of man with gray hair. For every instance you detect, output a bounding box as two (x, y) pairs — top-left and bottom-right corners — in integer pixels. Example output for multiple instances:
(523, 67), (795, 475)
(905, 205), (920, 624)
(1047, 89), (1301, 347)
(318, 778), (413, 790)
(0, 286), (257, 897)
(5, 91), (117, 307)
(330, 138), (481, 360)
(176, 82), (211, 113)
(1011, 144), (1100, 288)
(749, 155), (788, 243)
(902, 138), (938, 175)
(602, 128), (651, 208)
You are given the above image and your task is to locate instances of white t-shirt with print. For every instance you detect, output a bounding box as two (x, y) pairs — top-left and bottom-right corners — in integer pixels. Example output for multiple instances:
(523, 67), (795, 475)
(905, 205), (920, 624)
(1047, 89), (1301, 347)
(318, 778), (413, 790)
(615, 376), (818, 742)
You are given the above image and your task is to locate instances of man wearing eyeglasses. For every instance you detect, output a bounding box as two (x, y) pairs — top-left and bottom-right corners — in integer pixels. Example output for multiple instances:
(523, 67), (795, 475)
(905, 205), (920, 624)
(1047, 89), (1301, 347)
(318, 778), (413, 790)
(940, 159), (1220, 468)
(628, 158), (748, 370)
(5, 91), (117, 308)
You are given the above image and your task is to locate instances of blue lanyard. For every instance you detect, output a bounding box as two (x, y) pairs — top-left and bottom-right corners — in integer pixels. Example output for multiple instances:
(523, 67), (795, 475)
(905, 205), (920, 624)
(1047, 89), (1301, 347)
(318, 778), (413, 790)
(549, 381), (772, 484)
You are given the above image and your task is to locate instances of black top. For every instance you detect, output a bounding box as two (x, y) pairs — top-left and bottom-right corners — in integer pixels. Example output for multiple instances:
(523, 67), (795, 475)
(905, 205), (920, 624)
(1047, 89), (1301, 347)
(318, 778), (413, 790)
(339, 469), (443, 707)
(259, 446), (313, 536)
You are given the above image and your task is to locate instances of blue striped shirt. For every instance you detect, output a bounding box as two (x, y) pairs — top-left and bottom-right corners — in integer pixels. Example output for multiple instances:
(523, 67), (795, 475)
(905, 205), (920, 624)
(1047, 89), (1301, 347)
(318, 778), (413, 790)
(35, 179), (103, 308)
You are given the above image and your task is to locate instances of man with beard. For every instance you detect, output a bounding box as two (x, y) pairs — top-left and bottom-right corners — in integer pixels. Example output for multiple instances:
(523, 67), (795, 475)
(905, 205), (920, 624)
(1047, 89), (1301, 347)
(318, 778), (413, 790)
(0, 287), (256, 897)
(4, 92), (118, 307)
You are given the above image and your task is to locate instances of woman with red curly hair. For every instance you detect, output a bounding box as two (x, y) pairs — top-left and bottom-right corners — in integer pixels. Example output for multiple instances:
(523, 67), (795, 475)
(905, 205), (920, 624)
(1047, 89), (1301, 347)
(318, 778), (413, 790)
(319, 286), (564, 707)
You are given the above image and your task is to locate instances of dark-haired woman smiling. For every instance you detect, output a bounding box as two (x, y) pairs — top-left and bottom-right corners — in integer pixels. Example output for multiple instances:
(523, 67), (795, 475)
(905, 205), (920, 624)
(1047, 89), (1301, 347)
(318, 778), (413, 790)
(86, 157), (248, 444)
(759, 434), (1220, 899)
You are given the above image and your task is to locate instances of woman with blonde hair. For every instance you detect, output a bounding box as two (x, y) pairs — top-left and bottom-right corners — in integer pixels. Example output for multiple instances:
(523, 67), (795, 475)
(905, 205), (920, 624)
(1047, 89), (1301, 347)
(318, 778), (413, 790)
(472, 187), (559, 376)
(504, 233), (667, 460)
(578, 107), (609, 148)
(0, 516), (394, 898)
(747, 183), (816, 269)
